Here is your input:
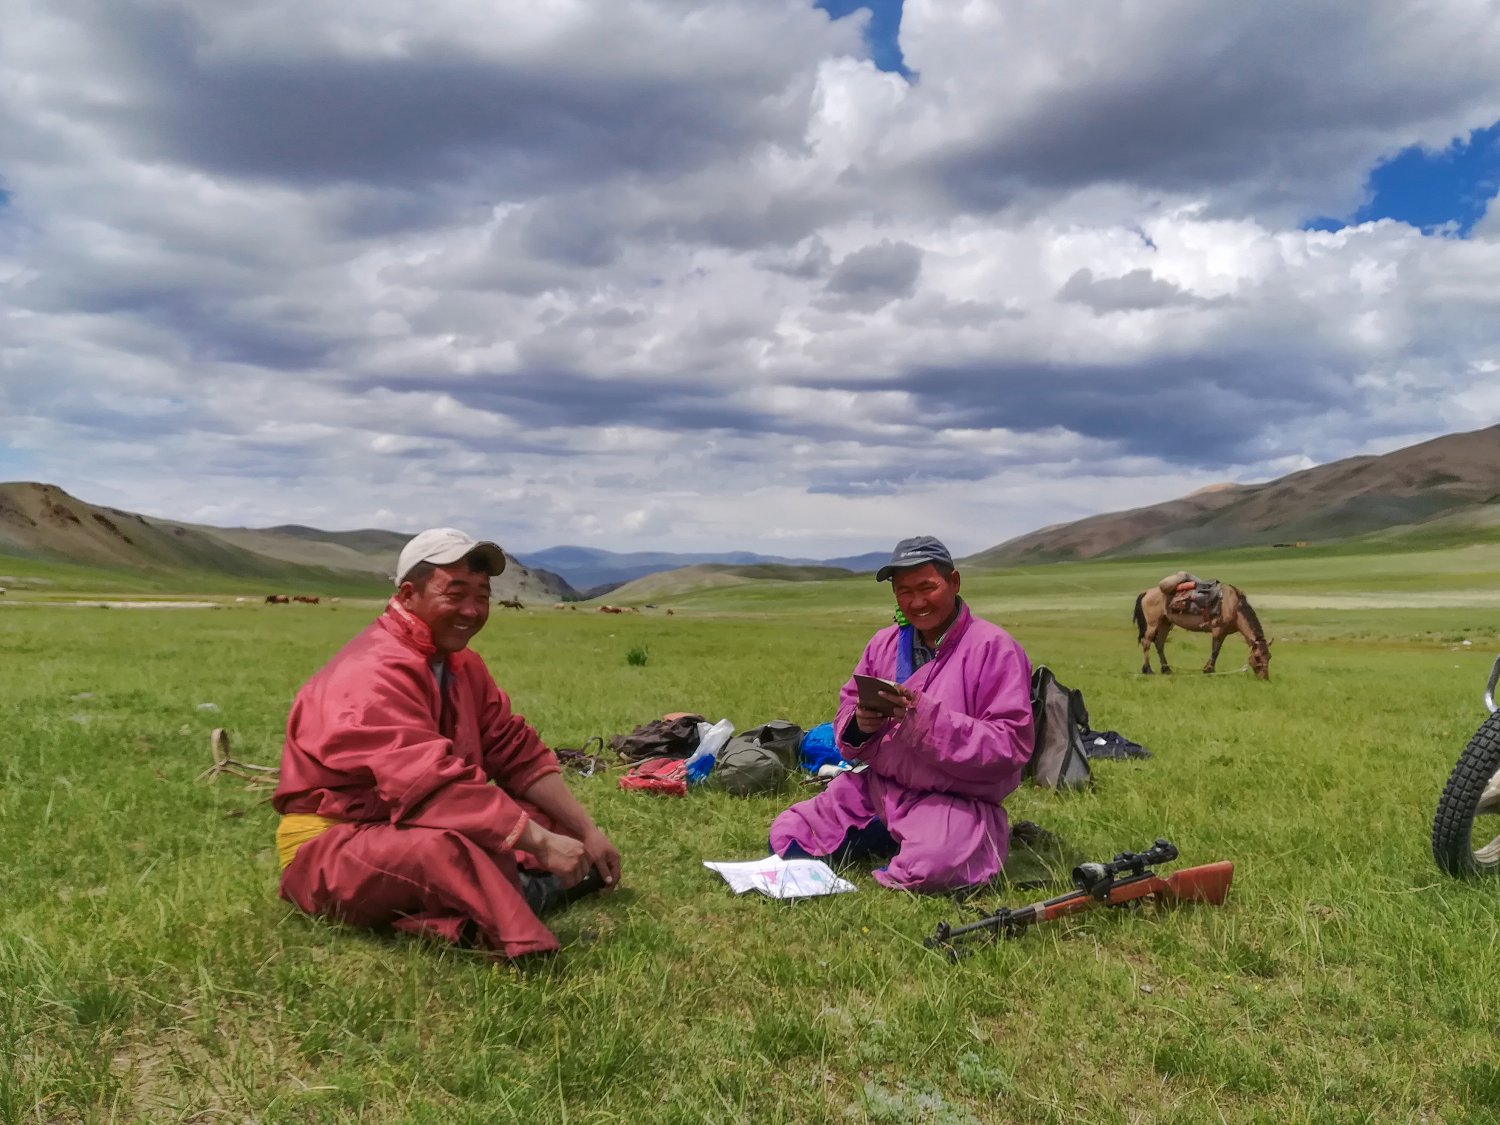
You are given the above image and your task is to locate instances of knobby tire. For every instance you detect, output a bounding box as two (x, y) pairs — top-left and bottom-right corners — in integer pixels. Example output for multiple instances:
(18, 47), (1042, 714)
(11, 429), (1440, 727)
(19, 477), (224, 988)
(1432, 710), (1500, 877)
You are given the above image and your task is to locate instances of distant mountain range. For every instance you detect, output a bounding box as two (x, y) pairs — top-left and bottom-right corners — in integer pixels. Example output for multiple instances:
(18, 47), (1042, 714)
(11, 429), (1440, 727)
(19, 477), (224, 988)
(968, 422), (1500, 566)
(514, 545), (889, 594)
(3, 422), (1497, 596)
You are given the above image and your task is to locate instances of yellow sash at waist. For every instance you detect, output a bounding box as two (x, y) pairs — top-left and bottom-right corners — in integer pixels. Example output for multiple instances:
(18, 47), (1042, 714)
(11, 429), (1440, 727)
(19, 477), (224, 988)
(276, 813), (342, 870)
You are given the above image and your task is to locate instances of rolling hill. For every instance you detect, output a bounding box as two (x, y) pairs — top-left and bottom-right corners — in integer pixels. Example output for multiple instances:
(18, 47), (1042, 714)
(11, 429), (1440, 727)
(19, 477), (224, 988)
(515, 545), (888, 592)
(602, 562), (859, 601)
(0, 483), (341, 581)
(967, 423), (1500, 566)
(0, 483), (578, 601)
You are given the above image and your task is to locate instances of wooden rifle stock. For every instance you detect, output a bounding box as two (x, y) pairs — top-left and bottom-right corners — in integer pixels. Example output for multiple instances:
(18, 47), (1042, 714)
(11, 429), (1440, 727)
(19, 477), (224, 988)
(925, 853), (1233, 961)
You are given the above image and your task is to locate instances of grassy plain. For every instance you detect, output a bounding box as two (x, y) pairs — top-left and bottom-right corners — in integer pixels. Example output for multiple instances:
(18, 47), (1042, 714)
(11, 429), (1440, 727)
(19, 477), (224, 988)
(4, 543), (1500, 1123)
(0, 551), (388, 600)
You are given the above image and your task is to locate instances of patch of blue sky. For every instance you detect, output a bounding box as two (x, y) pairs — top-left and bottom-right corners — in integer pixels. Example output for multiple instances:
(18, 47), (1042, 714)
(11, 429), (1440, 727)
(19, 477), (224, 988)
(0, 445), (37, 480)
(817, 0), (910, 77)
(1306, 120), (1500, 237)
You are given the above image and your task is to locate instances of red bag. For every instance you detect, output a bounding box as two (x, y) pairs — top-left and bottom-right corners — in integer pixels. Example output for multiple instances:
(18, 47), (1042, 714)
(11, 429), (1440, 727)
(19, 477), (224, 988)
(618, 756), (688, 797)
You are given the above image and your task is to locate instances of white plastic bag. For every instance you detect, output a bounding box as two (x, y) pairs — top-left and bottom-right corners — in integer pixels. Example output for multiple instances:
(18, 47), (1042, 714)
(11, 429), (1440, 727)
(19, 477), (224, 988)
(684, 718), (735, 783)
(688, 718), (734, 763)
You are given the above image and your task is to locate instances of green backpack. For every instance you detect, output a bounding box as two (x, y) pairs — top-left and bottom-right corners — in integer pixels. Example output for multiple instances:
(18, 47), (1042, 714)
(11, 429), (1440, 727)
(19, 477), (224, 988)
(714, 721), (805, 796)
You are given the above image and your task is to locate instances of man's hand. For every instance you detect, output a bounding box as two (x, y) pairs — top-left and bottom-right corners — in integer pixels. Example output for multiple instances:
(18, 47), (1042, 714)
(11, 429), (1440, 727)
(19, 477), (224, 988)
(852, 704), (889, 734)
(853, 685), (917, 733)
(516, 773), (620, 888)
(581, 826), (622, 888)
(518, 820), (592, 886)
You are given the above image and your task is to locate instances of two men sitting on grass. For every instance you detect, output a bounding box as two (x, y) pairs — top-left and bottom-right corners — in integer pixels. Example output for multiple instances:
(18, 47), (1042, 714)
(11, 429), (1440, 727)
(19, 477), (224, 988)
(273, 528), (1033, 962)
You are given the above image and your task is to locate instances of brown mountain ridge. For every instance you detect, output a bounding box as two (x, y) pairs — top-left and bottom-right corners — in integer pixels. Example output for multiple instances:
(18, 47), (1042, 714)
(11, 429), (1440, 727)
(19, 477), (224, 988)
(0, 482), (577, 601)
(968, 422), (1500, 566)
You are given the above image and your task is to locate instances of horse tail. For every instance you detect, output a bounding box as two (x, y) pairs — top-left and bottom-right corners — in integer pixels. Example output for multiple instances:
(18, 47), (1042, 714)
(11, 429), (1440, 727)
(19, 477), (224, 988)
(1133, 592), (1147, 640)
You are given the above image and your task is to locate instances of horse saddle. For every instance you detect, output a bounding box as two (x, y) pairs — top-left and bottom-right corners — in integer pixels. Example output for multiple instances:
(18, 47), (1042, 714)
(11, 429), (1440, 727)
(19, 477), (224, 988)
(1169, 578), (1221, 618)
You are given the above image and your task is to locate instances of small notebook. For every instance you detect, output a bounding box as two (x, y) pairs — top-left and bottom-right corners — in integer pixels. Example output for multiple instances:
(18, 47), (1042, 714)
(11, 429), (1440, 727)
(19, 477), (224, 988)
(852, 673), (902, 713)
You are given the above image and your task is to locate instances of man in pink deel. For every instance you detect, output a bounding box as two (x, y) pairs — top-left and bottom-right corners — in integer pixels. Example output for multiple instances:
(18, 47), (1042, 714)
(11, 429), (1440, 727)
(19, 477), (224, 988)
(769, 536), (1034, 891)
(273, 528), (621, 960)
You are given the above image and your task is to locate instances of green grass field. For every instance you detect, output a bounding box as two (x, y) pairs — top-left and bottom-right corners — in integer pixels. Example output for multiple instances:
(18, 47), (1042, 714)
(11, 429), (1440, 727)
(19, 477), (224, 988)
(5, 544), (1500, 1123)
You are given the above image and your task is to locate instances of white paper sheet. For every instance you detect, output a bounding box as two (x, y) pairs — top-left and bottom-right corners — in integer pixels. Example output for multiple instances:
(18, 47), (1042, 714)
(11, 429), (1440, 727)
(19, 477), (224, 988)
(703, 855), (858, 900)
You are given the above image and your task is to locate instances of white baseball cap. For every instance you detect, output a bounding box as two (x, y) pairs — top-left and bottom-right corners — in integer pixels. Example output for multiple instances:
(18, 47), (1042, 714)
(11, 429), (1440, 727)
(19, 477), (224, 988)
(395, 528), (507, 586)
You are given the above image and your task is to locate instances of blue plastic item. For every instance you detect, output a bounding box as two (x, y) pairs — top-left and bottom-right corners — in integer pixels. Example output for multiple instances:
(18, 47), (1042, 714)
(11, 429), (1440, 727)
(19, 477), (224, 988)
(799, 722), (842, 773)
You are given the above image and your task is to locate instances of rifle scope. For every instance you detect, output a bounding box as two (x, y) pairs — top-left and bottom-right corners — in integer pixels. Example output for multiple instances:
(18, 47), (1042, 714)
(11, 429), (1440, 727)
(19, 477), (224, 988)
(1071, 838), (1178, 899)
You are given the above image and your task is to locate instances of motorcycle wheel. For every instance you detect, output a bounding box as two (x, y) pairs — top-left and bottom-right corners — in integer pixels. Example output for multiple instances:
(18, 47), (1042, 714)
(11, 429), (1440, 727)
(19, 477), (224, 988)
(1432, 710), (1500, 876)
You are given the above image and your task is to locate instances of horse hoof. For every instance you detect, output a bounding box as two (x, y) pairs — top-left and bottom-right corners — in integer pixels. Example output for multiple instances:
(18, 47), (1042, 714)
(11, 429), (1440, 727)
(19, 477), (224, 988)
(1161, 667), (1173, 676)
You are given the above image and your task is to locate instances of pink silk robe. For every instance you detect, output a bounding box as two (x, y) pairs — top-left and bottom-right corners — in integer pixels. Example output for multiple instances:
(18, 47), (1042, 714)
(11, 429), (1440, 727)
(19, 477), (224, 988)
(274, 601), (567, 958)
(770, 603), (1034, 890)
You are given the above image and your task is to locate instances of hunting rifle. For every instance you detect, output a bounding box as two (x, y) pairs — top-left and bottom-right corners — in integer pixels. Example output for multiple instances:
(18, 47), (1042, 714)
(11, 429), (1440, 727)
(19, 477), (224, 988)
(924, 839), (1233, 961)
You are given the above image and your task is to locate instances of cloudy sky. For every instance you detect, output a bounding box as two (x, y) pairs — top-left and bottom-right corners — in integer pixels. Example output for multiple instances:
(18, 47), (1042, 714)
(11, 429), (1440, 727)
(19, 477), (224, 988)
(3, 0), (1499, 558)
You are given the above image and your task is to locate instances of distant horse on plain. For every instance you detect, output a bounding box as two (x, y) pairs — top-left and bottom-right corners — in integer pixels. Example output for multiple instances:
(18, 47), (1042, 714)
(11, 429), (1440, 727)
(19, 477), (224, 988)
(496, 598), (525, 610)
(1133, 572), (1272, 680)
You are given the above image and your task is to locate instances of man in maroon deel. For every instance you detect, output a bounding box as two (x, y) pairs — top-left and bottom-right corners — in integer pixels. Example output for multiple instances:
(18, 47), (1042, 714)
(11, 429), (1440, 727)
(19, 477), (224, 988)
(273, 527), (621, 960)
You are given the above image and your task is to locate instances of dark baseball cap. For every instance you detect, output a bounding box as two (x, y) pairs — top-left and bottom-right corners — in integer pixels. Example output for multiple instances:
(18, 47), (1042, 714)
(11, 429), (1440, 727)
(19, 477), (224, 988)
(876, 535), (955, 582)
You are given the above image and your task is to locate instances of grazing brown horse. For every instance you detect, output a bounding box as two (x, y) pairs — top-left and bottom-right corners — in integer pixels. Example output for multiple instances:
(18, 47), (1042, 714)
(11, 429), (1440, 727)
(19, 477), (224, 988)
(1133, 574), (1272, 680)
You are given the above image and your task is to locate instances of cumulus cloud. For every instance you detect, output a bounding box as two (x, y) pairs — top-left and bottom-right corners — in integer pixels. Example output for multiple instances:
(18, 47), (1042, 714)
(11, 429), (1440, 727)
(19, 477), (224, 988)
(1, 0), (1499, 558)
(1056, 267), (1218, 312)
(894, 0), (1500, 220)
(822, 238), (924, 308)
